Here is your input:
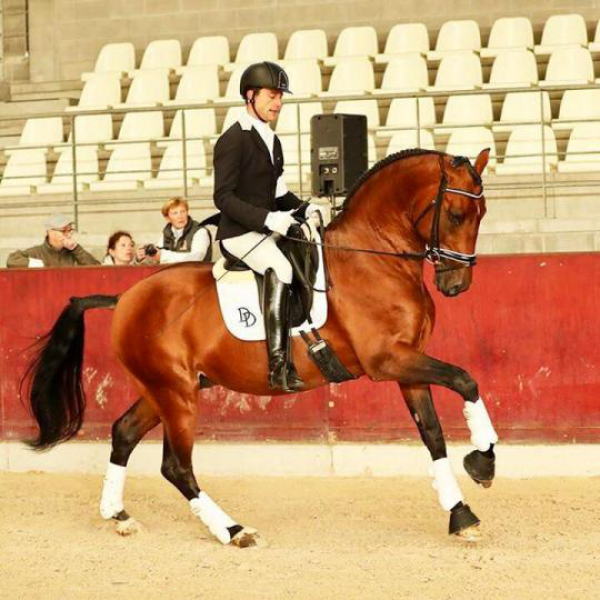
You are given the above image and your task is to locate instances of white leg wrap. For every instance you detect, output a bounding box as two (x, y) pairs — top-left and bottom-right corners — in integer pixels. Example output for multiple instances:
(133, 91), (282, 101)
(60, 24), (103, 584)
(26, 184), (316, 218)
(430, 458), (463, 511)
(463, 397), (499, 452)
(190, 491), (237, 545)
(99, 462), (127, 520)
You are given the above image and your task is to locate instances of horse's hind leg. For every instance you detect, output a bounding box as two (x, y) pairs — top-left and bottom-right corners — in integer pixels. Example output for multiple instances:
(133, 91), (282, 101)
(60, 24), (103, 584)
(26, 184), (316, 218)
(400, 384), (481, 541)
(158, 397), (260, 548)
(99, 396), (160, 534)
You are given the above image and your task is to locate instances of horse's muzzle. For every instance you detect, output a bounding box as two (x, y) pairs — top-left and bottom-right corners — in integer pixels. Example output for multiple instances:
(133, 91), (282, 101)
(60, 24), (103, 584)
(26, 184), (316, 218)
(434, 266), (472, 297)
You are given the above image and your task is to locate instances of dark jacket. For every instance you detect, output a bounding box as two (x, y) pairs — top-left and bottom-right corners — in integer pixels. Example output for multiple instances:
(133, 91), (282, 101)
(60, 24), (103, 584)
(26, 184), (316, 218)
(162, 217), (212, 261)
(6, 238), (100, 268)
(213, 122), (302, 240)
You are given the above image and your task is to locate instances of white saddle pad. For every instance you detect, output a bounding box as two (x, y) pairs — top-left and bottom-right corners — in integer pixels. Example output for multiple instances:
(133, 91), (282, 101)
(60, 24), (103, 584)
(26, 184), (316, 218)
(213, 226), (327, 341)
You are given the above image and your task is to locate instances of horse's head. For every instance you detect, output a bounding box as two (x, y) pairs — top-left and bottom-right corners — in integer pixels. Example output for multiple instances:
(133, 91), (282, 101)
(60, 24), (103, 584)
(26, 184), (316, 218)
(414, 149), (489, 297)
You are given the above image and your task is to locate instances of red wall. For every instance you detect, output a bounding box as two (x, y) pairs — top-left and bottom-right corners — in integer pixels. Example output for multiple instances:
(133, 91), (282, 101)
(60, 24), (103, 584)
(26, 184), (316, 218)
(1, 253), (599, 444)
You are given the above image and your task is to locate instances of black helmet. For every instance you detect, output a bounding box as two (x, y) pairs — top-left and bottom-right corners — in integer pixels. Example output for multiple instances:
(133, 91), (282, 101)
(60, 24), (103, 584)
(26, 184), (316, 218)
(239, 61), (292, 100)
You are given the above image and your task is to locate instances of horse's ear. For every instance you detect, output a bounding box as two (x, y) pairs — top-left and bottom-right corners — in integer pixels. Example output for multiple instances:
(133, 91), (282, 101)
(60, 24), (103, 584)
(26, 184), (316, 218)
(474, 148), (490, 175)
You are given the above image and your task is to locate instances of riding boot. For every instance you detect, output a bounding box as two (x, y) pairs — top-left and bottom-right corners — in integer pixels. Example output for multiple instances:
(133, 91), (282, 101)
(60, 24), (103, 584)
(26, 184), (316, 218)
(263, 269), (304, 392)
(285, 337), (305, 392)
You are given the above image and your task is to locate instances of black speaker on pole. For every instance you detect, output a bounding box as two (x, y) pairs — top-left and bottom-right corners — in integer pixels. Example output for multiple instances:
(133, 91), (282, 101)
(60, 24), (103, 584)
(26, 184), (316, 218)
(310, 114), (368, 197)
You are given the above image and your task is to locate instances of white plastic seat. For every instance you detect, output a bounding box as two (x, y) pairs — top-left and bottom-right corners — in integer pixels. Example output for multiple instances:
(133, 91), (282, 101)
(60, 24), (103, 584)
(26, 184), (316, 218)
(145, 141), (208, 189)
(283, 60), (322, 97)
(112, 111), (163, 145)
(372, 55), (428, 95)
(166, 65), (220, 105)
(589, 21), (600, 52)
(480, 17), (534, 58)
(279, 133), (311, 185)
(90, 143), (152, 191)
(321, 58), (374, 96)
(324, 26), (378, 66)
(428, 52), (482, 91)
(495, 125), (558, 175)
(375, 23), (429, 63)
(178, 36), (230, 73)
(0, 150), (47, 195)
(119, 71), (170, 106)
(493, 91), (551, 133)
(225, 32), (278, 72)
(130, 39), (181, 76)
(445, 127), (496, 172)
(276, 102), (323, 134)
(163, 109), (217, 145)
(535, 14), (588, 55)
(284, 30), (328, 62)
(434, 95), (493, 136)
(482, 50), (538, 89)
(558, 123), (600, 172)
(214, 67), (245, 104)
(69, 74), (121, 111)
(540, 47), (594, 87)
(386, 129), (435, 155)
(376, 97), (436, 137)
(553, 89), (600, 131)
(81, 42), (135, 81)
(334, 99), (379, 130)
(221, 106), (246, 133)
(368, 134), (377, 166)
(38, 147), (99, 194)
(428, 20), (481, 60)
(7, 117), (64, 153)
(69, 115), (114, 146)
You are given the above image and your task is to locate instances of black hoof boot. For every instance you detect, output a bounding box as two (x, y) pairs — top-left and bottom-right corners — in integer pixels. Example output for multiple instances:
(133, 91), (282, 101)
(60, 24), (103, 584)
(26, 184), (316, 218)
(463, 446), (495, 488)
(449, 502), (480, 535)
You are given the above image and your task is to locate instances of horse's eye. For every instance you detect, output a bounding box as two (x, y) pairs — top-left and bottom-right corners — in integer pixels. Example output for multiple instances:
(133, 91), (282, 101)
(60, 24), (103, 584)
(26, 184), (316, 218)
(448, 211), (464, 226)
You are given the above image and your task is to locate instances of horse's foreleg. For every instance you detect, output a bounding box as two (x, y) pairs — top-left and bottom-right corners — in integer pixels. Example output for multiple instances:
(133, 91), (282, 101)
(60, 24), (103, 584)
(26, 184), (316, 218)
(377, 346), (498, 485)
(400, 384), (480, 540)
(159, 404), (261, 548)
(100, 396), (160, 534)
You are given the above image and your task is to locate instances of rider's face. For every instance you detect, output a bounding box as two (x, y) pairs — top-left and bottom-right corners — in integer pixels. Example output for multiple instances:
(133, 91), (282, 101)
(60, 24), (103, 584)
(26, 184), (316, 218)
(249, 88), (283, 123)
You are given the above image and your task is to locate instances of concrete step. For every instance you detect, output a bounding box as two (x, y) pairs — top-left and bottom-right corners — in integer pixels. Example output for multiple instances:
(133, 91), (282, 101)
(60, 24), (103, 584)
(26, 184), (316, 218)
(0, 98), (72, 118)
(10, 80), (83, 95)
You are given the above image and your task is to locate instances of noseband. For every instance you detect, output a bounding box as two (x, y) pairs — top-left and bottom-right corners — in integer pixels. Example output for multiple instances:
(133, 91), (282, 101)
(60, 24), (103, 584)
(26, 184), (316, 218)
(413, 156), (484, 269)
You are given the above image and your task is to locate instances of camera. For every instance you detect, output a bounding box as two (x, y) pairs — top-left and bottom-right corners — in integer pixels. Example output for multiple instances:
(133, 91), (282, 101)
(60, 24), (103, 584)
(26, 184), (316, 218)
(143, 244), (159, 257)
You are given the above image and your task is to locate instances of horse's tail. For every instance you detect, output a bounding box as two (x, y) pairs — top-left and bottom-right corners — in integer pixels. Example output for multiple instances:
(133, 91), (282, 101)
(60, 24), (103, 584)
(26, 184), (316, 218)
(21, 295), (119, 451)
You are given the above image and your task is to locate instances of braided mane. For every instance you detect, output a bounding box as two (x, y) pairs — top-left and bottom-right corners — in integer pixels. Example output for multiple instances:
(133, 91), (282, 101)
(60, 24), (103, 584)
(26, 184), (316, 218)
(342, 148), (445, 210)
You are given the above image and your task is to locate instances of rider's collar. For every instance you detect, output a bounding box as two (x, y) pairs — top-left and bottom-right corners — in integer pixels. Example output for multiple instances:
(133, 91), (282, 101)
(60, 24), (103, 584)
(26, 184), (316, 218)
(239, 110), (273, 137)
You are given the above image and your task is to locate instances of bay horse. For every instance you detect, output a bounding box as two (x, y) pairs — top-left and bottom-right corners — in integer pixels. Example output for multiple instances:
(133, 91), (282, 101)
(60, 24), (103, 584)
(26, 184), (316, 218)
(23, 148), (498, 547)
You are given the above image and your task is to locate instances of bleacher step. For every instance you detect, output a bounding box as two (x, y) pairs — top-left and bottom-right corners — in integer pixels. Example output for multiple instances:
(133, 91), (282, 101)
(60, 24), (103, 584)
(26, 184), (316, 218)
(0, 98), (72, 118)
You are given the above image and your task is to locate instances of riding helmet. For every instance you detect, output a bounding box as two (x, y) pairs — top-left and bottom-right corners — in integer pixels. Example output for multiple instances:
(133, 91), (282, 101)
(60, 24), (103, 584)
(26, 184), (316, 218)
(239, 61), (292, 99)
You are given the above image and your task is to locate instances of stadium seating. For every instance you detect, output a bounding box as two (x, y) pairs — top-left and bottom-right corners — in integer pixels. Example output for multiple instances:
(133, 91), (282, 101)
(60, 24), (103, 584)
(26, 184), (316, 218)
(372, 55), (429, 95)
(178, 36), (230, 73)
(480, 17), (534, 58)
(322, 59), (374, 96)
(279, 133), (311, 185)
(283, 60), (322, 97)
(215, 66), (245, 104)
(37, 147), (99, 194)
(161, 109), (217, 145)
(70, 74), (122, 110)
(482, 50), (538, 89)
(445, 127), (497, 172)
(495, 125), (558, 174)
(375, 23), (429, 63)
(557, 123), (600, 172)
(535, 14), (588, 55)
(386, 129), (435, 155)
(334, 99), (379, 129)
(165, 65), (220, 105)
(0, 150), (48, 195)
(324, 26), (378, 66)
(427, 53), (482, 91)
(434, 94), (493, 136)
(5, 117), (64, 153)
(539, 47), (595, 87)
(81, 42), (135, 81)
(428, 20), (481, 60)
(276, 102), (323, 133)
(118, 71), (170, 106)
(553, 89), (600, 131)
(130, 39), (182, 76)
(493, 91), (551, 133)
(90, 143), (152, 190)
(376, 97), (436, 137)
(588, 21), (600, 52)
(284, 29), (328, 62)
(144, 142), (209, 189)
(226, 32), (278, 71)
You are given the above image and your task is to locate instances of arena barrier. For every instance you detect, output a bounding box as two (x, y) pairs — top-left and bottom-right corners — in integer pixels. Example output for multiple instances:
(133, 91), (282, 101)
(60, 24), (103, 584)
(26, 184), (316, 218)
(1, 253), (599, 443)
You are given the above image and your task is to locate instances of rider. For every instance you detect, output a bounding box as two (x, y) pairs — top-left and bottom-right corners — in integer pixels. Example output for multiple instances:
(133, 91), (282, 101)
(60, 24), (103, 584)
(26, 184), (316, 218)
(213, 61), (321, 393)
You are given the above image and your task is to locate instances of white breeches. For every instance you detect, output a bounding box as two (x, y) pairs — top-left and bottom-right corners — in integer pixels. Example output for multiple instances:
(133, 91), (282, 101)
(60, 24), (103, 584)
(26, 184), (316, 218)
(221, 231), (293, 284)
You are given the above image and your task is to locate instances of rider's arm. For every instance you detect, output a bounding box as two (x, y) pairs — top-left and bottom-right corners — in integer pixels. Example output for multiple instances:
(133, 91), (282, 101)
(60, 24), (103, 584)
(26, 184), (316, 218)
(159, 229), (211, 264)
(213, 129), (271, 232)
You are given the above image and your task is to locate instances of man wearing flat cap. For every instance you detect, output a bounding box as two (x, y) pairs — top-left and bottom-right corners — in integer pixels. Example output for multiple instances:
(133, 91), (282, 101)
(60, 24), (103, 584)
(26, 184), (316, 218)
(6, 213), (99, 268)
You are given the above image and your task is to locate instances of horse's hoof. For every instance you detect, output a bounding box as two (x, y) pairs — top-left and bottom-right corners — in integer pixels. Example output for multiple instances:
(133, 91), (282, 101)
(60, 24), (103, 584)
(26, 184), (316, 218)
(463, 449), (495, 488)
(116, 517), (142, 536)
(230, 527), (264, 549)
(449, 503), (480, 537)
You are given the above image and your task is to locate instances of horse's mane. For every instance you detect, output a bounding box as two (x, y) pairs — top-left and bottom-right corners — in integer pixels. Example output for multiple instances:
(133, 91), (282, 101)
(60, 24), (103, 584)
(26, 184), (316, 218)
(341, 148), (445, 210)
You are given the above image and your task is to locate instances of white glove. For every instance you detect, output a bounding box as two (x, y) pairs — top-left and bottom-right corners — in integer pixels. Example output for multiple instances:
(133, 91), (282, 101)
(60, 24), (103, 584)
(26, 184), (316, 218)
(305, 203), (323, 221)
(28, 258), (45, 268)
(264, 210), (297, 235)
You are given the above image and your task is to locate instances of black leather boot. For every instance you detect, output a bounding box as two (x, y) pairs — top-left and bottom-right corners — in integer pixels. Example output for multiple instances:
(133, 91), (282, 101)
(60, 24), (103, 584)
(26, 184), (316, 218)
(263, 269), (304, 392)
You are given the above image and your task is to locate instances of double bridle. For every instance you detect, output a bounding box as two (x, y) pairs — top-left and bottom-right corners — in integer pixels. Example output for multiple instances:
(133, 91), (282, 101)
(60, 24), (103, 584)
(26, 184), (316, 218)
(414, 155), (484, 269)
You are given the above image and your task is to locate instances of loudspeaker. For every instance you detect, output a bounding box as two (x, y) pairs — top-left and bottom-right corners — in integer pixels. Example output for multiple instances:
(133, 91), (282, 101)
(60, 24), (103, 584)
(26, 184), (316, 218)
(310, 114), (368, 197)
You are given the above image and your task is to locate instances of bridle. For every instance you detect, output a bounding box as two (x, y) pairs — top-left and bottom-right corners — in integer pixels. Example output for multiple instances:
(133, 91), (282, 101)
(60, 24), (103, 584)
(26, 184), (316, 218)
(413, 155), (484, 269)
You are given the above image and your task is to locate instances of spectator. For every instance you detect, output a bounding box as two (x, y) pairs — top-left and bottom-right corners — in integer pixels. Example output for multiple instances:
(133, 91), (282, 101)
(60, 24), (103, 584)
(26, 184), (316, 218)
(136, 197), (212, 264)
(6, 213), (99, 268)
(103, 231), (135, 266)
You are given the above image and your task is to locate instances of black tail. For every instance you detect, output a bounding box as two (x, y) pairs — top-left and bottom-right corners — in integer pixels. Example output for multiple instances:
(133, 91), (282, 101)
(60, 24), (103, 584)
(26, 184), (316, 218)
(21, 295), (119, 450)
